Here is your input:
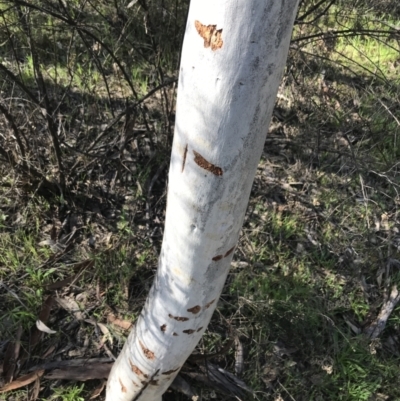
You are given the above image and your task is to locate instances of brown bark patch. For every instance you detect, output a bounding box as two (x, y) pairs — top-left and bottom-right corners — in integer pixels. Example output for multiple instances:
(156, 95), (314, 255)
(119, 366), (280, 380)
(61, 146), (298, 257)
(168, 314), (189, 322)
(160, 324), (167, 332)
(139, 340), (155, 360)
(129, 360), (148, 378)
(182, 144), (188, 172)
(205, 299), (216, 309)
(149, 379), (159, 385)
(187, 305), (201, 314)
(119, 378), (127, 393)
(224, 246), (235, 257)
(193, 150), (223, 176)
(183, 329), (196, 334)
(212, 255), (223, 261)
(162, 367), (180, 375)
(173, 332), (179, 336)
(197, 327), (204, 332)
(194, 20), (223, 51)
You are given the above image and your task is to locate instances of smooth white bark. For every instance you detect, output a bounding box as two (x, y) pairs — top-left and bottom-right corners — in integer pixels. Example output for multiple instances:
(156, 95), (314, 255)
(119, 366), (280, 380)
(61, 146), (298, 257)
(106, 1), (299, 400)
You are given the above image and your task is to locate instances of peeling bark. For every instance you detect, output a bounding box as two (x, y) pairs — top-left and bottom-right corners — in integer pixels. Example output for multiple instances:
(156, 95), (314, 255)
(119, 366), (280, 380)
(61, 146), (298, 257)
(106, 1), (299, 400)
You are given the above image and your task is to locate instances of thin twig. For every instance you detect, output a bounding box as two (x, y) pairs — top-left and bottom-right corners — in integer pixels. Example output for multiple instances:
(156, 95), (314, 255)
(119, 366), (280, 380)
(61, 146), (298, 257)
(16, 5), (65, 192)
(87, 78), (177, 152)
(296, 0), (335, 23)
(292, 28), (399, 44)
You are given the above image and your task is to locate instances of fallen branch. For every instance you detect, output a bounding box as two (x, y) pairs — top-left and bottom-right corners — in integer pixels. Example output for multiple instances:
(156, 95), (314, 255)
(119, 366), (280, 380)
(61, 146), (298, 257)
(363, 286), (400, 339)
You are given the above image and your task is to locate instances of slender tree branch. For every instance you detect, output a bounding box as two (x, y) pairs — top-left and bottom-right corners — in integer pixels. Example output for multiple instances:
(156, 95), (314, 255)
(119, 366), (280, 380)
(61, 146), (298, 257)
(0, 63), (39, 105)
(87, 77), (177, 152)
(56, 0), (116, 118)
(292, 28), (399, 43)
(0, 145), (14, 165)
(138, 0), (172, 136)
(16, 4), (65, 192)
(12, 0), (139, 100)
(300, 0), (336, 25)
(296, 0), (335, 23)
(0, 126), (56, 189)
(0, 102), (26, 160)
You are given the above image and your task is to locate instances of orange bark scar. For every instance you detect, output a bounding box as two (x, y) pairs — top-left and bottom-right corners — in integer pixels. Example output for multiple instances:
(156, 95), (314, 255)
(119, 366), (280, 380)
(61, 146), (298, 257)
(139, 340), (155, 360)
(182, 144), (188, 172)
(224, 246), (235, 257)
(195, 20), (223, 51)
(205, 299), (216, 309)
(168, 313), (189, 322)
(119, 378), (127, 393)
(193, 150), (223, 176)
(187, 305), (201, 314)
(129, 359), (148, 378)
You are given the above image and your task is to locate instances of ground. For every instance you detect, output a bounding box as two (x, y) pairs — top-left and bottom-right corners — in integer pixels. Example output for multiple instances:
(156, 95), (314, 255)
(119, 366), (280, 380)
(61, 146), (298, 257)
(1, 1), (400, 400)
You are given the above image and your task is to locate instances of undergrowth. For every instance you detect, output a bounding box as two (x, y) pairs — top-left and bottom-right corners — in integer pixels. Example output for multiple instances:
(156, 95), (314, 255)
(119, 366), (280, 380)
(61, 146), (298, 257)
(1, 0), (400, 400)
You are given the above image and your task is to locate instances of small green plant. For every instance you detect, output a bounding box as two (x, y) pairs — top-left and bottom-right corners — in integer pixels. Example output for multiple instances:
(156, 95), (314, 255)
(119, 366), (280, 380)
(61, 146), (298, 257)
(0, 213), (8, 228)
(50, 383), (85, 401)
(117, 212), (133, 235)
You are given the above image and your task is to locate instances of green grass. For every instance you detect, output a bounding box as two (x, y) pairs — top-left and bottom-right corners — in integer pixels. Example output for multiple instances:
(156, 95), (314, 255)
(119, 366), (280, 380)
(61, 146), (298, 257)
(227, 225), (400, 400)
(333, 12), (400, 81)
(50, 383), (85, 401)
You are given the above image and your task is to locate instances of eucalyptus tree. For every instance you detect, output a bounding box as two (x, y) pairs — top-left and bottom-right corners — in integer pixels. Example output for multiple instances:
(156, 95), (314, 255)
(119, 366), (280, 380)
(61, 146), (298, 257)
(106, 0), (300, 400)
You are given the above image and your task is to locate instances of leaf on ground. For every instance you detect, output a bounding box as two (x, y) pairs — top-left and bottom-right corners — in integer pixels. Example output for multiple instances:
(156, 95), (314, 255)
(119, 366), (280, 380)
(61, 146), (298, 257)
(39, 238), (67, 253)
(85, 318), (113, 348)
(0, 370), (44, 393)
(19, 296), (55, 366)
(127, 0), (138, 8)
(234, 336), (244, 376)
(97, 323), (113, 346)
(55, 296), (84, 320)
(344, 317), (361, 335)
(2, 325), (23, 383)
(36, 320), (56, 335)
(46, 260), (93, 291)
(42, 345), (56, 359)
(89, 379), (107, 399)
(29, 375), (41, 401)
(107, 314), (132, 330)
(38, 296), (55, 323)
(44, 363), (112, 381)
(171, 375), (198, 399)
(45, 273), (80, 291)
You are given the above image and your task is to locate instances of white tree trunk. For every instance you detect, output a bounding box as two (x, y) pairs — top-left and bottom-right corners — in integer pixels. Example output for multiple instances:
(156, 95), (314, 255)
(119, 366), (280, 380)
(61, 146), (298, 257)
(106, 1), (299, 400)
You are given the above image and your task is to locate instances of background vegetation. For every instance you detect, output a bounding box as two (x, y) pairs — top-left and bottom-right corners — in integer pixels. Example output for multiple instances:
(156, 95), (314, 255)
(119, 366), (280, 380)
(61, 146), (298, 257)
(0, 0), (400, 400)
